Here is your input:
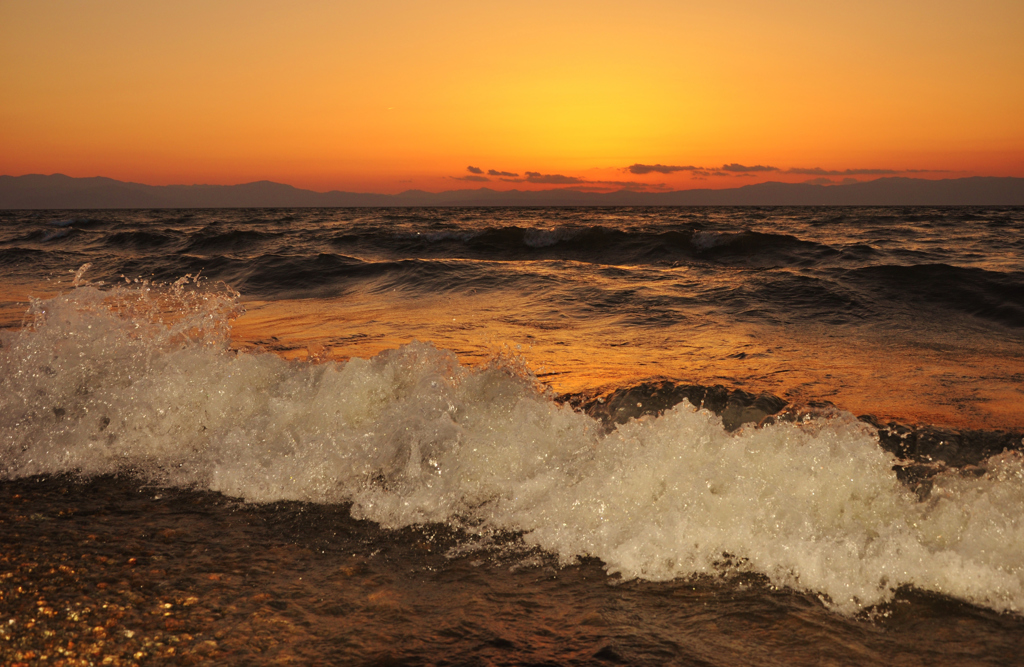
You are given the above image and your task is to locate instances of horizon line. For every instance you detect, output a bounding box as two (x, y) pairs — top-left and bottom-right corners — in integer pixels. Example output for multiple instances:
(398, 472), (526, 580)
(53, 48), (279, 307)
(5, 172), (1015, 197)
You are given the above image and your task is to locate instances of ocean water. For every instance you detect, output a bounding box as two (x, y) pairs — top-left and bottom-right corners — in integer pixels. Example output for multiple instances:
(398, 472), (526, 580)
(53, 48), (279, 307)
(2, 206), (1023, 665)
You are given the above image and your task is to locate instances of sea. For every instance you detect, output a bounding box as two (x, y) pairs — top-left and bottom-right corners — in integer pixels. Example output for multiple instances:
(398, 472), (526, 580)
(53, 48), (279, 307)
(1, 206), (1023, 665)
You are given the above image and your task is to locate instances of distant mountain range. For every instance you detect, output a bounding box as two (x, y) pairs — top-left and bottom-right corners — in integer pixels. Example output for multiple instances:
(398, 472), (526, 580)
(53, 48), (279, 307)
(2, 173), (1023, 208)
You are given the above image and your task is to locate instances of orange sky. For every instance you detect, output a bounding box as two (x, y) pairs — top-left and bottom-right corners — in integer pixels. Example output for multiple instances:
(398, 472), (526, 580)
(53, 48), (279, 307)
(2, 0), (1022, 193)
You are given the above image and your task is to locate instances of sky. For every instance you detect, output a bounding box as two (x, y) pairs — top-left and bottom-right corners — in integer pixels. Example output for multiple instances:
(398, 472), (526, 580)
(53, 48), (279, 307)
(2, 0), (1023, 194)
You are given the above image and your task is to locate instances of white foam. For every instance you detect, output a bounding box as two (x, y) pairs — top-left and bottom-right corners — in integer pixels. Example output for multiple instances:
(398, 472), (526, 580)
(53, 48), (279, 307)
(3, 281), (1024, 615)
(690, 229), (735, 250)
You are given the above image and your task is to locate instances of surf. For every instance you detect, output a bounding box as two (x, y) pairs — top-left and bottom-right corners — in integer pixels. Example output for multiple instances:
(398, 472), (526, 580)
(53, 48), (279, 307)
(4, 279), (1024, 616)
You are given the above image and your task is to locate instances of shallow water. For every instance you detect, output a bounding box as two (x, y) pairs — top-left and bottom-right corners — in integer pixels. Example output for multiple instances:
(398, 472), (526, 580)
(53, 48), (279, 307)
(4, 476), (1024, 666)
(2, 206), (1024, 664)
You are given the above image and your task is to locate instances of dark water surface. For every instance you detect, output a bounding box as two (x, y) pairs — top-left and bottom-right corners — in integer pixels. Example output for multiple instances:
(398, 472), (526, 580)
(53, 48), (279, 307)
(3, 206), (1022, 427)
(5, 476), (1023, 666)
(2, 207), (1024, 665)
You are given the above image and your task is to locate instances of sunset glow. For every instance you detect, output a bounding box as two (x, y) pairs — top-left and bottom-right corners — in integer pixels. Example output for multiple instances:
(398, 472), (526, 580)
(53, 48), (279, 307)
(2, 0), (1022, 193)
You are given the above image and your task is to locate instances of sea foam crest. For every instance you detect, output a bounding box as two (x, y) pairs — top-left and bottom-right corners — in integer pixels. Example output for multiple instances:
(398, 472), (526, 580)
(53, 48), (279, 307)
(2, 280), (1024, 616)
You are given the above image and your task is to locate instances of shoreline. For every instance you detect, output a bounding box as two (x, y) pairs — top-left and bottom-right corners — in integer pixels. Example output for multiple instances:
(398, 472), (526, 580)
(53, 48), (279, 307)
(4, 473), (1024, 666)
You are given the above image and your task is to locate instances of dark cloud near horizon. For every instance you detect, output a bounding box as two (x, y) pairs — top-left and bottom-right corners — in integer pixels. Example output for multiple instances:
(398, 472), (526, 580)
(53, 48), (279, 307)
(721, 163), (780, 173)
(592, 179), (671, 190)
(524, 171), (584, 184)
(451, 174), (490, 182)
(787, 167), (899, 176)
(522, 172), (664, 189)
(628, 163), (699, 174)
(485, 170), (669, 191)
(626, 161), (942, 179)
(627, 162), (778, 175)
(804, 176), (864, 185)
(466, 166), (484, 174)
(516, 180), (672, 193)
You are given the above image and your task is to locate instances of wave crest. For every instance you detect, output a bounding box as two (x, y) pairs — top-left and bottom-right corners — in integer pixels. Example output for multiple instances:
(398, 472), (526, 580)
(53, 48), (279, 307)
(2, 282), (1024, 615)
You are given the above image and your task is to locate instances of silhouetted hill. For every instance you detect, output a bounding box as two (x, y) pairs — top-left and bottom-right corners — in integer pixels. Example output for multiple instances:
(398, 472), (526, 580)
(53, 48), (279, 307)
(2, 174), (1022, 208)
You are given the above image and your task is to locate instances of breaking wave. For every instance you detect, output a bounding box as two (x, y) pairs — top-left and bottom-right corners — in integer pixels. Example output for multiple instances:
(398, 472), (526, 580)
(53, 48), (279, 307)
(3, 281), (1024, 616)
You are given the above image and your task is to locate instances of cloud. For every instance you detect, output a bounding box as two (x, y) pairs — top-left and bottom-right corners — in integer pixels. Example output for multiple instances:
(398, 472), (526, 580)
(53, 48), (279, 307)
(524, 171), (584, 184)
(787, 167), (899, 176)
(804, 176), (863, 185)
(450, 165), (674, 192)
(594, 179), (671, 190)
(566, 185), (625, 193)
(628, 162), (783, 175)
(627, 163), (700, 175)
(721, 163), (780, 173)
(623, 161), (943, 179)
(485, 169), (671, 191)
(527, 181), (672, 193)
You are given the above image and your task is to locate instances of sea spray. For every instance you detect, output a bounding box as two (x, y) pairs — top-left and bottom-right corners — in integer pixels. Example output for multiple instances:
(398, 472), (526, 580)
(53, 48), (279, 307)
(2, 281), (1024, 616)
